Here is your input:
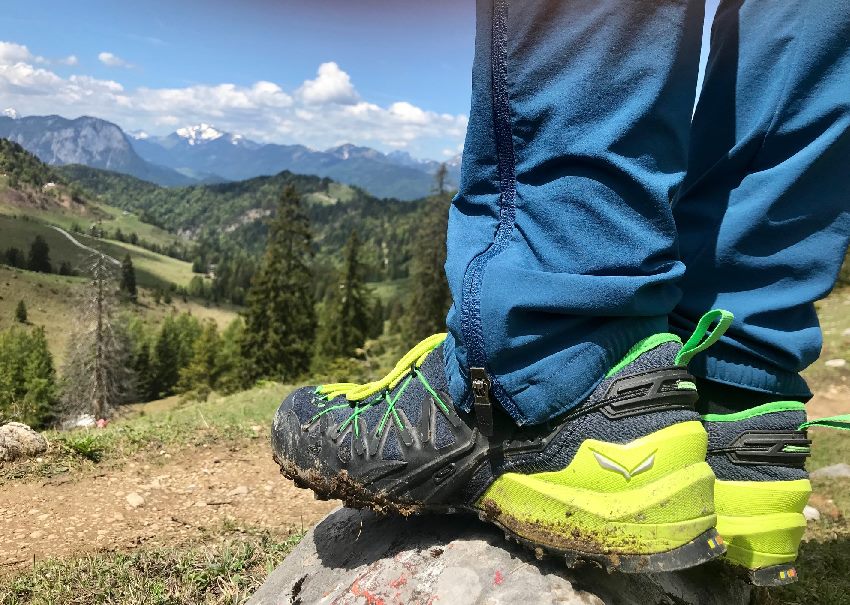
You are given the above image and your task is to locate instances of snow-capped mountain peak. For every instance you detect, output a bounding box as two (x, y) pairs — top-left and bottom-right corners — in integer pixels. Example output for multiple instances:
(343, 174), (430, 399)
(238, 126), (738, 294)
(175, 123), (224, 145)
(3, 108), (19, 119)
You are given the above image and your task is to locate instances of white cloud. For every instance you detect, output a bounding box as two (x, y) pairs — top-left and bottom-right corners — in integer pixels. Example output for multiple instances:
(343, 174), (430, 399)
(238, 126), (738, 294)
(0, 42), (38, 64)
(98, 51), (132, 68)
(59, 55), (79, 66)
(296, 62), (359, 105)
(0, 40), (467, 159)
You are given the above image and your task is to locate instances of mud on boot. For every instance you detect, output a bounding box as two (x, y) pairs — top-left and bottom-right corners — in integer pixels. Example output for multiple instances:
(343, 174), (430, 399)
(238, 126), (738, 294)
(271, 312), (735, 572)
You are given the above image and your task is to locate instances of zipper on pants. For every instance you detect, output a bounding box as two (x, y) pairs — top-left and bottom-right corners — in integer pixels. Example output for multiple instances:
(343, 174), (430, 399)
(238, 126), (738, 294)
(460, 0), (519, 427)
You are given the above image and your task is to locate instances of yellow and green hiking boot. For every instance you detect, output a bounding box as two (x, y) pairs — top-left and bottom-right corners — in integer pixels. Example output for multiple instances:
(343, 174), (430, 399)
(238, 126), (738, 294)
(272, 312), (733, 573)
(703, 400), (850, 586)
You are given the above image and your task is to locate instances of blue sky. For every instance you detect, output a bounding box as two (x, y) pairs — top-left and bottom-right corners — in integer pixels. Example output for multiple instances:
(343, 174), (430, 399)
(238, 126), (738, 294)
(0, 0), (717, 160)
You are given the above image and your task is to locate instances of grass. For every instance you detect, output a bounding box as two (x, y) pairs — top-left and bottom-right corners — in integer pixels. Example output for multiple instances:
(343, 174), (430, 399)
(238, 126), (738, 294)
(0, 383), (289, 484)
(0, 216), (91, 269)
(0, 212), (208, 291)
(0, 199), (183, 251)
(0, 265), (240, 363)
(803, 287), (850, 390)
(368, 277), (408, 305)
(82, 234), (205, 291)
(0, 529), (303, 605)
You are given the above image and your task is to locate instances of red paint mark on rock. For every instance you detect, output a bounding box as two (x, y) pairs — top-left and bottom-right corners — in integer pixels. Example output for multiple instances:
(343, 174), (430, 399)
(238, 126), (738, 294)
(350, 579), (386, 605)
(389, 574), (408, 589)
(494, 570), (504, 586)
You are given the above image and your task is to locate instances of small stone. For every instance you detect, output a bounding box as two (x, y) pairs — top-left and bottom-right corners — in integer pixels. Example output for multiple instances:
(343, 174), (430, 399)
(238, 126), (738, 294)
(126, 492), (145, 508)
(842, 328), (850, 337)
(803, 505), (821, 522)
(810, 463), (850, 479)
(228, 485), (250, 497)
(30, 530), (44, 539)
(825, 358), (847, 368)
(113, 512), (125, 521)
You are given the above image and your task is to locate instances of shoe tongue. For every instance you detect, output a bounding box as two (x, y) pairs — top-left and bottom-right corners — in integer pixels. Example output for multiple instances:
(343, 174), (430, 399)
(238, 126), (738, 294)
(416, 344), (448, 392)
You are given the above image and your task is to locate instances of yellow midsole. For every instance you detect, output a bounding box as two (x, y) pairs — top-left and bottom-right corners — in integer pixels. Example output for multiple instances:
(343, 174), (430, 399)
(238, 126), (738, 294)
(476, 421), (717, 554)
(715, 479), (811, 569)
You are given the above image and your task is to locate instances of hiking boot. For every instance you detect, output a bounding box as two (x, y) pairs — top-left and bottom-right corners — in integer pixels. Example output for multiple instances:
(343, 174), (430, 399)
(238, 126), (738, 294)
(704, 402), (849, 585)
(272, 312), (733, 573)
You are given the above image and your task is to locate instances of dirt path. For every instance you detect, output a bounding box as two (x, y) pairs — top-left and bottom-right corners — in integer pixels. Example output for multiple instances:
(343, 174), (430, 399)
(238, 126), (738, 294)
(0, 441), (337, 571)
(47, 225), (121, 266)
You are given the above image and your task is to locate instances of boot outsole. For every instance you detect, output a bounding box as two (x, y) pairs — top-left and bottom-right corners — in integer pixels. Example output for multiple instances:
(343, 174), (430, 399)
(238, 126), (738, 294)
(273, 452), (727, 574)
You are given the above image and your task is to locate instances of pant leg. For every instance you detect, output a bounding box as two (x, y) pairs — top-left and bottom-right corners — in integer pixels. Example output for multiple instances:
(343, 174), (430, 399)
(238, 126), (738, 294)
(672, 0), (850, 399)
(444, 0), (705, 425)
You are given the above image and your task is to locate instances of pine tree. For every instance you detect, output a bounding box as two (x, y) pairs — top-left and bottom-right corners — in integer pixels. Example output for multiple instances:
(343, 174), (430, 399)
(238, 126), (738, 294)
(0, 326), (57, 427)
(60, 253), (134, 419)
(149, 313), (202, 398)
(27, 235), (52, 274)
(178, 320), (221, 400)
(58, 261), (73, 276)
(4, 247), (24, 268)
(369, 297), (384, 339)
(316, 231), (374, 359)
(120, 254), (137, 302)
(242, 185), (316, 383)
(152, 317), (180, 398)
(21, 327), (57, 426)
(217, 318), (248, 394)
(132, 341), (155, 401)
(14, 300), (27, 324)
(403, 194), (452, 341)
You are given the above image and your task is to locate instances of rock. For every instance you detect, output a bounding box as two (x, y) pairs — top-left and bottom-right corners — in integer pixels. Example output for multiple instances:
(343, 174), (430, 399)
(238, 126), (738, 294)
(126, 492), (145, 508)
(808, 494), (842, 521)
(810, 463), (850, 479)
(803, 505), (821, 522)
(228, 485), (250, 497)
(248, 507), (751, 605)
(0, 422), (48, 462)
(842, 328), (850, 338)
(824, 358), (847, 368)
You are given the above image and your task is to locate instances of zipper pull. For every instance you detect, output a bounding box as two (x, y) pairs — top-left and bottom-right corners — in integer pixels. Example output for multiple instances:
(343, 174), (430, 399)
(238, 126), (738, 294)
(470, 367), (495, 437)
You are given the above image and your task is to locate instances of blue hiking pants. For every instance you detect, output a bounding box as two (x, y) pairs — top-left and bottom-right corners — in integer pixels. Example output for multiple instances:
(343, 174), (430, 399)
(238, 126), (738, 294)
(444, 0), (850, 426)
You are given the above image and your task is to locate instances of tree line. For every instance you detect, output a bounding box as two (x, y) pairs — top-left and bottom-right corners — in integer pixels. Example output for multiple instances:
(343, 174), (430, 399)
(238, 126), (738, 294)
(0, 182), (452, 428)
(4, 235), (75, 276)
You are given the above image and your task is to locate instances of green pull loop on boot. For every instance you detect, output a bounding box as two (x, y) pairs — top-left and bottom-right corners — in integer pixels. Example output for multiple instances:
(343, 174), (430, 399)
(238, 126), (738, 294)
(675, 309), (735, 366)
(799, 414), (850, 431)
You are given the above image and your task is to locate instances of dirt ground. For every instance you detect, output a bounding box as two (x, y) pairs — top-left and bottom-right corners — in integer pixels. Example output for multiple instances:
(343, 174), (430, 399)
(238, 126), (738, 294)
(807, 385), (850, 418)
(0, 391), (843, 575)
(0, 440), (338, 571)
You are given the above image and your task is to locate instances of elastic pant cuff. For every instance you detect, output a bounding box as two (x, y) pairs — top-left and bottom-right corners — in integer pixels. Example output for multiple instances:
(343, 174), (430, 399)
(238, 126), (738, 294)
(685, 346), (813, 400)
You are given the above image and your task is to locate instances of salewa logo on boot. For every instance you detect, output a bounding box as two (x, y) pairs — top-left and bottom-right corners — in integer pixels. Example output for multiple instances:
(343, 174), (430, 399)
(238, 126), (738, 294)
(592, 449), (656, 480)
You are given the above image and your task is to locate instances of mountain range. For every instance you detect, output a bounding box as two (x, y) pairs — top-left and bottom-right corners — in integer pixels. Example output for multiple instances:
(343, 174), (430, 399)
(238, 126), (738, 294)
(0, 115), (196, 187)
(0, 112), (461, 200)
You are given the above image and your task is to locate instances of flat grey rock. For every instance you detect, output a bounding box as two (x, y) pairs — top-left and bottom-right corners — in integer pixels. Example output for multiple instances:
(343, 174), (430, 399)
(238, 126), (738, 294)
(248, 507), (751, 605)
(810, 463), (850, 479)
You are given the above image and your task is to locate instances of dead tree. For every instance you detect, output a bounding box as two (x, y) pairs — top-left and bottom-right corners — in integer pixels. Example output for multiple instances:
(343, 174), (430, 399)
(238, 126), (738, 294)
(60, 253), (133, 420)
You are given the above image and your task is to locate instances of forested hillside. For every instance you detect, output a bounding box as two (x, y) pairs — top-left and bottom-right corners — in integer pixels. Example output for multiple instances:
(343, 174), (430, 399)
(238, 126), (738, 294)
(58, 164), (431, 303)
